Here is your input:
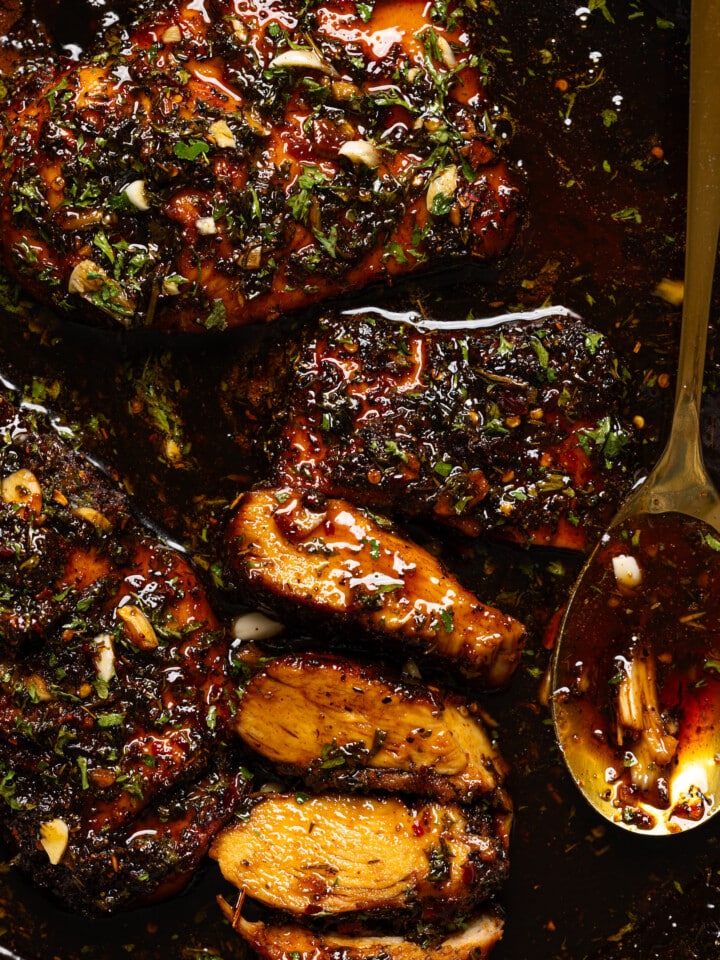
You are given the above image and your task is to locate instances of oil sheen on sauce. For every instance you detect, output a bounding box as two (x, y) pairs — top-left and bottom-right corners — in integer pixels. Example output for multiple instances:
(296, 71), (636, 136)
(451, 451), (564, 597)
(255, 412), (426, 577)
(553, 511), (720, 833)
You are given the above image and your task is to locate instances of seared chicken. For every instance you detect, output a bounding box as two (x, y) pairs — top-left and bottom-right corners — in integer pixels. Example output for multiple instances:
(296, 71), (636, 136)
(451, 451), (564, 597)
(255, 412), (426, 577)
(0, 396), (243, 913)
(0, 0), (519, 332)
(211, 792), (508, 917)
(235, 652), (512, 808)
(225, 309), (638, 550)
(219, 907), (505, 960)
(225, 488), (524, 685)
(0, 394), (516, 944)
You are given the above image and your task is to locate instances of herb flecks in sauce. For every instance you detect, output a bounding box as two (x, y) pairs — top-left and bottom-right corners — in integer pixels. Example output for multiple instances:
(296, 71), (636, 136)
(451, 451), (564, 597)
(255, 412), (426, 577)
(554, 513), (720, 832)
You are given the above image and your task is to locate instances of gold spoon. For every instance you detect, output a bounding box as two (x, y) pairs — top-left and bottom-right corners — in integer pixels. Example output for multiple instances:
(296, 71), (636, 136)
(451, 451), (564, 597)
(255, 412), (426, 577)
(551, 0), (720, 836)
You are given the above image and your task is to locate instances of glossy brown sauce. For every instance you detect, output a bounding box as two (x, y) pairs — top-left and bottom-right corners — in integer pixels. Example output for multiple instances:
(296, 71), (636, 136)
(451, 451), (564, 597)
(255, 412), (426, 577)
(554, 512), (720, 831)
(3, 1), (720, 960)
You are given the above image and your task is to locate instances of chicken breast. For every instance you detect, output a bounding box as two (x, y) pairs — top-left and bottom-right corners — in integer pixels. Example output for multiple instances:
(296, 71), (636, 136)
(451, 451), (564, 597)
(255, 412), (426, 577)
(224, 488), (525, 685)
(224, 308), (638, 550)
(235, 652), (511, 808)
(0, 396), (241, 913)
(0, 0), (520, 332)
(218, 905), (504, 960)
(211, 792), (508, 917)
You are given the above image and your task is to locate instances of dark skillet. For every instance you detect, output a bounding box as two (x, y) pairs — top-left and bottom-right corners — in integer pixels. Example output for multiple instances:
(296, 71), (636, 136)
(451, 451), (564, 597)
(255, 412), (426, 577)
(0, 1), (717, 958)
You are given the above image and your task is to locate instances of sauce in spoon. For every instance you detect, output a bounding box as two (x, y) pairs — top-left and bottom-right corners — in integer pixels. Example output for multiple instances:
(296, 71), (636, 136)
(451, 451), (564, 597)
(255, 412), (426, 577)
(553, 512), (720, 833)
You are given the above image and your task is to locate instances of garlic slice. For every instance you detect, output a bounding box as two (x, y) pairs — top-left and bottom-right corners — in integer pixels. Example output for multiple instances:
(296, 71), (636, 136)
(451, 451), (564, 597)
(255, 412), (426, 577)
(208, 119), (237, 149)
(270, 48), (337, 77)
(338, 139), (381, 168)
(612, 554), (642, 588)
(94, 633), (116, 683)
(195, 216), (217, 235)
(1, 468), (42, 515)
(40, 819), (69, 865)
(117, 604), (159, 650)
(68, 260), (106, 295)
(122, 179), (151, 211)
(161, 24), (182, 44)
(436, 34), (457, 68)
(426, 164), (458, 213)
(71, 505), (113, 532)
(233, 611), (284, 642)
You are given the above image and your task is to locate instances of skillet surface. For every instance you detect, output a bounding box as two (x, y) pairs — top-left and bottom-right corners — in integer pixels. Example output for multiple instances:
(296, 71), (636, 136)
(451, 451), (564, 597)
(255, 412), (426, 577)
(1, 1), (719, 958)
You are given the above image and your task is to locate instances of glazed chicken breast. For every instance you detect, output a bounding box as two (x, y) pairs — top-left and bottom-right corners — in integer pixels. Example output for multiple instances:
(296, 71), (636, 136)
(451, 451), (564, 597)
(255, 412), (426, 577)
(0, 396), (243, 914)
(234, 652), (512, 807)
(224, 308), (639, 550)
(220, 906), (505, 960)
(212, 792), (508, 918)
(225, 487), (524, 685)
(0, 0), (520, 332)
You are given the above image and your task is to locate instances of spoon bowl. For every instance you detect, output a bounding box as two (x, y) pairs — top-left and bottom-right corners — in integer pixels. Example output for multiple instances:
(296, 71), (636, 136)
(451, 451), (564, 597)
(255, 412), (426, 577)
(551, 0), (720, 836)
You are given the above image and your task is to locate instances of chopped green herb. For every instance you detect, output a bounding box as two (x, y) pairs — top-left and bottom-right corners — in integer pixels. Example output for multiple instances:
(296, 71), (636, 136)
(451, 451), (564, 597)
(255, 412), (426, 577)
(376, 581), (403, 594)
(601, 109), (619, 128)
(97, 713), (125, 728)
(77, 756), (90, 790)
(384, 440), (408, 463)
(203, 299), (228, 332)
(529, 336), (549, 368)
(206, 705), (218, 731)
(363, 537), (381, 560)
(703, 533), (720, 553)
(173, 140), (210, 161)
(427, 838), (451, 883)
(612, 206), (642, 224)
(578, 416), (630, 465)
(93, 230), (115, 265)
(589, 0), (615, 23)
(0, 768), (23, 811)
(584, 332), (604, 355)
(354, 1), (374, 21)
(496, 332), (514, 357)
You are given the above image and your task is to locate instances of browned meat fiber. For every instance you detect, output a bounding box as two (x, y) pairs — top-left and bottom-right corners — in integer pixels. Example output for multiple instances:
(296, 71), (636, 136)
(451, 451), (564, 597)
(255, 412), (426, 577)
(212, 791), (508, 919)
(0, 0), (520, 332)
(234, 651), (513, 810)
(224, 308), (639, 550)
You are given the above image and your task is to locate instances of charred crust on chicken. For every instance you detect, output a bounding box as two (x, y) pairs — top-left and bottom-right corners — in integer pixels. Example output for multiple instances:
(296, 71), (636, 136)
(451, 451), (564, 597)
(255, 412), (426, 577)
(0, 396), (244, 913)
(223, 309), (638, 550)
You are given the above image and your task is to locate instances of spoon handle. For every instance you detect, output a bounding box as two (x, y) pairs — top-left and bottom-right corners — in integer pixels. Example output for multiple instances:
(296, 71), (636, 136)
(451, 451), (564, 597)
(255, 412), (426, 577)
(624, 0), (720, 521)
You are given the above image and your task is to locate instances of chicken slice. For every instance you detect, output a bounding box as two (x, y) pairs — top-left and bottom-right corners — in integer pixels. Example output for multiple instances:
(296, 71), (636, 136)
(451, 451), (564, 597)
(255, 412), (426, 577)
(235, 652), (511, 808)
(210, 793), (508, 917)
(225, 488), (524, 685)
(218, 905), (504, 960)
